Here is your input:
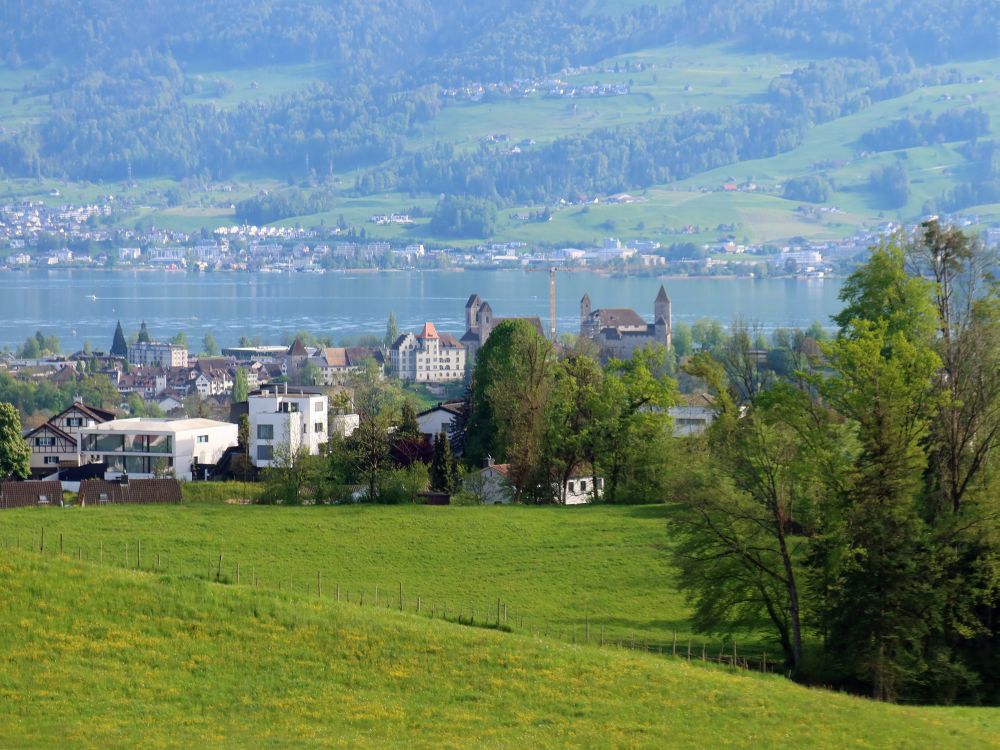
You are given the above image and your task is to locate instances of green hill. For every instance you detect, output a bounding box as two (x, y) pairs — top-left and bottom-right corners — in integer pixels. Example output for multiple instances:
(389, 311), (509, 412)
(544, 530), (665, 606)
(2, 551), (998, 748)
(0, 503), (695, 650)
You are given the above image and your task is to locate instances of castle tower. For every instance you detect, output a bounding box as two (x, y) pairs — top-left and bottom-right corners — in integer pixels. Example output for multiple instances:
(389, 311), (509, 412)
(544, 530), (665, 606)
(465, 294), (482, 331)
(580, 293), (592, 334)
(477, 302), (494, 342)
(654, 285), (672, 348)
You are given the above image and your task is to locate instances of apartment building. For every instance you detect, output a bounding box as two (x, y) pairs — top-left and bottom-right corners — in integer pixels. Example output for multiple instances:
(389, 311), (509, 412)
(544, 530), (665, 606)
(249, 386), (328, 468)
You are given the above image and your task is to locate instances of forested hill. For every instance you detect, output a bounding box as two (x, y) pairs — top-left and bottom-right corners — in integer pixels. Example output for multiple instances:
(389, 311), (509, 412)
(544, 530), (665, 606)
(0, 0), (999, 229)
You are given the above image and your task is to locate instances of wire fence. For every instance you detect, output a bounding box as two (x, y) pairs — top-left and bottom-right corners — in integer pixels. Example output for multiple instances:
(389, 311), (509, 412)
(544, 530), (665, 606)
(3, 527), (785, 676)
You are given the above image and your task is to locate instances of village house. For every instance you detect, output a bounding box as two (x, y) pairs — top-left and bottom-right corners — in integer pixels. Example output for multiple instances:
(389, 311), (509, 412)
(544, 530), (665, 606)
(468, 460), (604, 505)
(416, 401), (465, 439)
(25, 401), (116, 478)
(580, 285), (672, 360)
(390, 322), (466, 383)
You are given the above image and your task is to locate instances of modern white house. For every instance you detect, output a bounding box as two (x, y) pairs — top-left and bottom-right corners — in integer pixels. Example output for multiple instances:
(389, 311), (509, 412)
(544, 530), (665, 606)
(80, 417), (238, 481)
(249, 386), (328, 468)
(390, 322), (466, 383)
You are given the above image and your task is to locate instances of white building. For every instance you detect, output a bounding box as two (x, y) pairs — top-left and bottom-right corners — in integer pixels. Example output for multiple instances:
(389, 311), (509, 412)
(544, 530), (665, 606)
(249, 386), (328, 468)
(390, 322), (466, 383)
(468, 461), (603, 505)
(80, 418), (238, 481)
(128, 341), (189, 368)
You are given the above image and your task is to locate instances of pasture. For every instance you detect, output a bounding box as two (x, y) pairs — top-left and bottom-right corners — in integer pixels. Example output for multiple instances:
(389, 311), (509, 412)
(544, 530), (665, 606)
(0, 551), (997, 748)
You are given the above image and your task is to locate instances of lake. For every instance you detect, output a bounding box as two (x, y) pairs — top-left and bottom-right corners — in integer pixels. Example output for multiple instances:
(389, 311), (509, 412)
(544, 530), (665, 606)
(0, 269), (843, 352)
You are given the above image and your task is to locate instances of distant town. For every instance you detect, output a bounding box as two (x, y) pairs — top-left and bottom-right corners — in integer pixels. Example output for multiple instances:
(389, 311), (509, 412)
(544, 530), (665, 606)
(2, 197), (998, 278)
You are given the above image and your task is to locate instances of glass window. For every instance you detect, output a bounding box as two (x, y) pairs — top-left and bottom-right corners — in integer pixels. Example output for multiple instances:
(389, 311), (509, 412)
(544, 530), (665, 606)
(568, 481), (575, 493)
(125, 434), (148, 452)
(314, 422), (324, 433)
(257, 424), (274, 440)
(66, 417), (82, 427)
(35, 437), (55, 447)
(44, 456), (60, 465)
(256, 444), (274, 461)
(581, 481), (588, 492)
(86, 433), (124, 453)
(148, 434), (172, 454)
(196, 435), (209, 444)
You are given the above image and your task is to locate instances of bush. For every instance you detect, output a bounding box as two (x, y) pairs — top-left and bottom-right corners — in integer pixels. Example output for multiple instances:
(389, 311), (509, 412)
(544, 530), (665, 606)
(373, 463), (429, 504)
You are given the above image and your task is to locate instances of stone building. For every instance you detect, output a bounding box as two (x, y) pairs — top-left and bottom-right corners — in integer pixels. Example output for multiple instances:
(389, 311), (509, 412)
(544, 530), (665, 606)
(580, 285), (672, 360)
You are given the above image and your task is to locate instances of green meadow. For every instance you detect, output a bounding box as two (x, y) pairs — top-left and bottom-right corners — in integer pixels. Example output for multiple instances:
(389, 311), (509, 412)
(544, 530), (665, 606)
(1, 551), (998, 748)
(0, 501), (697, 650)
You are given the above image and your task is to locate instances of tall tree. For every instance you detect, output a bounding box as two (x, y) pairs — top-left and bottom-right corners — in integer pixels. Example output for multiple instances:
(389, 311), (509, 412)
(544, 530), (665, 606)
(384, 311), (399, 349)
(232, 368), (249, 403)
(202, 332), (219, 356)
(544, 354), (604, 503)
(468, 319), (554, 503)
(0, 402), (30, 480)
(110, 321), (128, 358)
(430, 430), (457, 494)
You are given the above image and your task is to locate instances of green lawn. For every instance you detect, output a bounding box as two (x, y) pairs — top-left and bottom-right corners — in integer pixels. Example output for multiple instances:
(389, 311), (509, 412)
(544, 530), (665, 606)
(0, 502), (700, 650)
(0, 551), (997, 748)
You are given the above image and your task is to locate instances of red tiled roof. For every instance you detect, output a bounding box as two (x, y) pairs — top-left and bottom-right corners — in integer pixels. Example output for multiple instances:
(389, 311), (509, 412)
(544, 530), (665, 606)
(417, 322), (440, 339)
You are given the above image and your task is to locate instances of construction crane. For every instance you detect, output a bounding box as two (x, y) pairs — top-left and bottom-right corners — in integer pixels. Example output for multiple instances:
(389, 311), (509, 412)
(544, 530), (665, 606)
(527, 265), (563, 342)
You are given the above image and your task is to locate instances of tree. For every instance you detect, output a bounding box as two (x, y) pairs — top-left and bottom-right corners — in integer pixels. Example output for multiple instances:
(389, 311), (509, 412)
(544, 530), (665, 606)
(202, 332), (219, 356)
(232, 368), (249, 403)
(429, 431), (457, 494)
(544, 354), (604, 503)
(692, 318), (725, 351)
(261, 443), (323, 505)
(816, 319), (941, 701)
(171, 331), (187, 346)
(596, 347), (676, 503)
(0, 402), (30, 479)
(137, 321), (152, 344)
(672, 321), (692, 359)
(384, 311), (399, 349)
(111, 321), (128, 357)
(467, 319), (555, 503)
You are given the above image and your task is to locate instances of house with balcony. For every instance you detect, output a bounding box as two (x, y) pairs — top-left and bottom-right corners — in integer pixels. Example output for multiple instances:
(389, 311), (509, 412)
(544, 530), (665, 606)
(80, 417), (238, 481)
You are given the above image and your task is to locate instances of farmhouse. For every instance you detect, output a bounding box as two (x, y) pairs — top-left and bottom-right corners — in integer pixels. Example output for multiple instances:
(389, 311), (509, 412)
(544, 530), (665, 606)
(26, 401), (116, 478)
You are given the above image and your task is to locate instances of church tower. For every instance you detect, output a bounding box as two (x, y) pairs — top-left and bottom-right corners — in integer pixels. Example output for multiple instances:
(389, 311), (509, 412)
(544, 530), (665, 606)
(580, 293), (592, 335)
(654, 286), (672, 347)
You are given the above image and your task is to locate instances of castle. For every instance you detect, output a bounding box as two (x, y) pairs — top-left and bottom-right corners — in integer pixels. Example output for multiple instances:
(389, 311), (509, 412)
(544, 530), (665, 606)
(580, 285), (672, 360)
(461, 294), (545, 365)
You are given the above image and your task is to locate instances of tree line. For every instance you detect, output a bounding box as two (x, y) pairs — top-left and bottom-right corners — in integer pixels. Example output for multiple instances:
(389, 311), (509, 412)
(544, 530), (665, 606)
(672, 221), (1000, 704)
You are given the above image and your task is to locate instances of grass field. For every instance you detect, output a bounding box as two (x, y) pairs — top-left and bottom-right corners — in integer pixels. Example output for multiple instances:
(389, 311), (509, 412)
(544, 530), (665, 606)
(0, 502), (702, 651)
(1, 551), (998, 748)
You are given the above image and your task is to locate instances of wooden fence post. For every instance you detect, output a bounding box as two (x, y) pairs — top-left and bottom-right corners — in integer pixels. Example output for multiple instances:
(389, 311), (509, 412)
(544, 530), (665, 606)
(217, 552), (223, 581)
(60, 532), (63, 555)
(336, 583), (340, 602)
(99, 541), (103, 564)
(687, 640), (692, 661)
(399, 583), (403, 611)
(416, 595), (421, 614)
(672, 631), (677, 657)
(585, 616), (590, 642)
(496, 598), (501, 626)
(600, 625), (605, 647)
(136, 538), (141, 569)
(316, 571), (321, 597)
(375, 585), (379, 607)
(40, 527), (44, 553)
(236, 562), (240, 585)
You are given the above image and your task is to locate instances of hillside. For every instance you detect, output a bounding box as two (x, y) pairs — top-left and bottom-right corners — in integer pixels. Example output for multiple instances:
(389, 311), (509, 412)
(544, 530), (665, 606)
(0, 503), (696, 649)
(1, 551), (998, 748)
(0, 1), (998, 245)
